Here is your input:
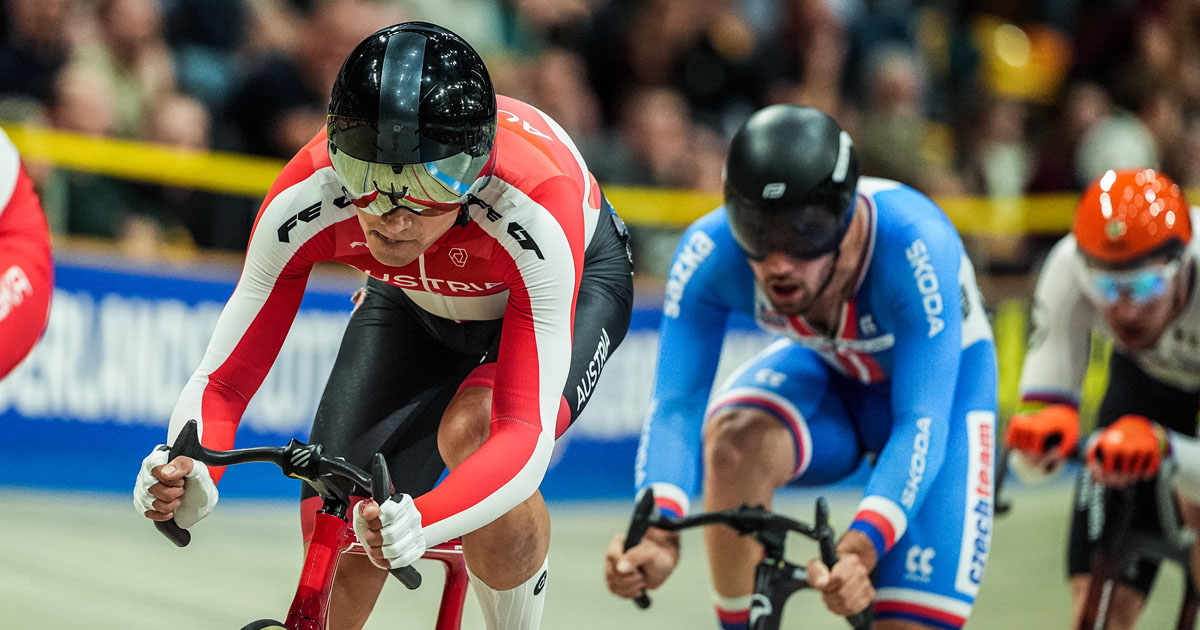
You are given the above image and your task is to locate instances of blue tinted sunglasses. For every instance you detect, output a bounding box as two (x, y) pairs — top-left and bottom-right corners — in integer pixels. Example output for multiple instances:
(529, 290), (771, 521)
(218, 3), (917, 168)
(1083, 259), (1180, 304)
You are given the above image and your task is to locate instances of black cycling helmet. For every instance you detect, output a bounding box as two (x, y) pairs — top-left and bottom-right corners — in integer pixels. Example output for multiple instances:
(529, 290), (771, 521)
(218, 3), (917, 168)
(724, 105), (859, 260)
(327, 21), (497, 215)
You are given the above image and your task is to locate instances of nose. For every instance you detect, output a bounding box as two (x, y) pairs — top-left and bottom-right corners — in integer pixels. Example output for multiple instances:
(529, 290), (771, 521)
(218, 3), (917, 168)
(761, 251), (826, 283)
(760, 251), (799, 273)
(378, 208), (414, 231)
(1109, 295), (1147, 322)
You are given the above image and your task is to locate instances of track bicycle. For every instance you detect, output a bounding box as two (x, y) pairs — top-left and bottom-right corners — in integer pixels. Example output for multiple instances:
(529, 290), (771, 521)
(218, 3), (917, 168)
(995, 443), (1199, 630)
(622, 489), (873, 630)
(152, 419), (470, 630)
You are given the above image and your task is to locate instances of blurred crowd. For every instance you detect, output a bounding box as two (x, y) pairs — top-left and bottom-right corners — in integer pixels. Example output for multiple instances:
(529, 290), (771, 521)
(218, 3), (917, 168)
(2, 0), (1200, 272)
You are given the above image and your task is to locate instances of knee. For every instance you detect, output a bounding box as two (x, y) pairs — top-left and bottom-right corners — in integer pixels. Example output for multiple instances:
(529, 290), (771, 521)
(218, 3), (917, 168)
(438, 387), (492, 470)
(703, 409), (786, 482)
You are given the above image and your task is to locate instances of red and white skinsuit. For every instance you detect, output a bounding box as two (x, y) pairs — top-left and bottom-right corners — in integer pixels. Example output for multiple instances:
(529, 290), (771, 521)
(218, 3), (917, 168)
(0, 128), (52, 380)
(167, 96), (614, 547)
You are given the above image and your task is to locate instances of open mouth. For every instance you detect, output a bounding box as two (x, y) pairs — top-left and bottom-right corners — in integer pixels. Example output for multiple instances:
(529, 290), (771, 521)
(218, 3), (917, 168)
(768, 281), (802, 301)
(1114, 324), (1148, 346)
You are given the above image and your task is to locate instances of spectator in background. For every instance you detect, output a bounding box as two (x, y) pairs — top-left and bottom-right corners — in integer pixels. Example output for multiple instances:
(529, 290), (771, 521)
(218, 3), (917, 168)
(499, 45), (634, 183)
(1073, 103), (1160, 188)
(609, 87), (708, 190)
(69, 0), (175, 139)
(852, 45), (962, 197)
(961, 96), (1033, 198)
(1027, 81), (1112, 193)
(1172, 119), (1200, 191)
(582, 0), (772, 136)
(0, 0), (75, 116)
(39, 64), (128, 237)
(767, 0), (847, 118)
(131, 93), (256, 252)
(161, 0), (250, 116)
(604, 86), (727, 276)
(225, 0), (402, 158)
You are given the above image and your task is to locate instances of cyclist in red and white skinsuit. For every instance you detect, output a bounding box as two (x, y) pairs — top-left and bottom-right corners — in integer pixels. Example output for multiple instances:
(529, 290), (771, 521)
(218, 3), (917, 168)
(1005, 168), (1200, 629)
(132, 23), (633, 630)
(0, 128), (52, 380)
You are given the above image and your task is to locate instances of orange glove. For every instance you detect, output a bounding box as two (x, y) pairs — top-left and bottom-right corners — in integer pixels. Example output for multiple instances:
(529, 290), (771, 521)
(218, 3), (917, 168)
(1004, 404), (1080, 458)
(1087, 415), (1166, 480)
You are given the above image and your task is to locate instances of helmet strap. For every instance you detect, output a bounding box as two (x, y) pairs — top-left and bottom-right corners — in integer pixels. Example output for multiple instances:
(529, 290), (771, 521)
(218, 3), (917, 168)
(808, 245), (842, 306)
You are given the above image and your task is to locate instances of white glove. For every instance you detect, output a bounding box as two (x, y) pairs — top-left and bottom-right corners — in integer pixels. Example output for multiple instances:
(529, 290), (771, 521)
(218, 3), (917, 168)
(353, 494), (427, 570)
(132, 445), (219, 529)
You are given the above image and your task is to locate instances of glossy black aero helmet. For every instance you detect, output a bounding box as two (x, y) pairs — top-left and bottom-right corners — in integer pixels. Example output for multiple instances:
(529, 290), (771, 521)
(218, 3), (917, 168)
(327, 22), (497, 215)
(724, 105), (859, 260)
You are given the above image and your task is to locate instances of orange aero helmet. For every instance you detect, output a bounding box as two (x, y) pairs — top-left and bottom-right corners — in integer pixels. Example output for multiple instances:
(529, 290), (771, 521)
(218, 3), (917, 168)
(1073, 168), (1192, 267)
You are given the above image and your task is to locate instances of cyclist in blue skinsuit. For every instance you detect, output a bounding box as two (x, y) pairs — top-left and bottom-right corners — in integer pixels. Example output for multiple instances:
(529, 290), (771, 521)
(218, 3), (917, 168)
(603, 105), (998, 630)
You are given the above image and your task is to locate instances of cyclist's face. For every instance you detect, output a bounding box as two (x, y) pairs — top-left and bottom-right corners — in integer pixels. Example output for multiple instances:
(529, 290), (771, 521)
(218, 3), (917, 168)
(355, 205), (458, 268)
(749, 250), (838, 316)
(1099, 271), (1185, 352)
(1092, 258), (1189, 352)
(1101, 288), (1179, 352)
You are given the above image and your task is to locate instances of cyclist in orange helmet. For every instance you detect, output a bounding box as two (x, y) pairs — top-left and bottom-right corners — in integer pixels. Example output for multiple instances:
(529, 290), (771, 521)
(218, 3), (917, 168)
(1005, 168), (1200, 629)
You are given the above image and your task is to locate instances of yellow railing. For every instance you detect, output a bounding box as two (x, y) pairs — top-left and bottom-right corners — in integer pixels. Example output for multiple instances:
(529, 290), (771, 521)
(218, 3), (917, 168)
(7, 122), (1121, 425)
(3, 122), (1086, 234)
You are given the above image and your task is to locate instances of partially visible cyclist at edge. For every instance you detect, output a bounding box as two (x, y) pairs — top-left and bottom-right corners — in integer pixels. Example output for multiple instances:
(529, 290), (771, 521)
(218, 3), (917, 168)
(1004, 167), (1200, 629)
(0, 127), (53, 381)
(603, 104), (999, 629)
(132, 22), (633, 630)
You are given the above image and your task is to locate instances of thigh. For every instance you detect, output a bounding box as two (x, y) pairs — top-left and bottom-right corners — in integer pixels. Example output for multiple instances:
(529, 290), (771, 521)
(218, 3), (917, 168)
(707, 339), (863, 485)
(305, 279), (492, 500)
(873, 343), (998, 629)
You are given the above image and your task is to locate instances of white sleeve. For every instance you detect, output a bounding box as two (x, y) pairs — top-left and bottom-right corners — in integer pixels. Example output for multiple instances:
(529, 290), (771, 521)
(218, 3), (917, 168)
(1018, 236), (1098, 405)
(1168, 431), (1200, 503)
(0, 128), (20, 215)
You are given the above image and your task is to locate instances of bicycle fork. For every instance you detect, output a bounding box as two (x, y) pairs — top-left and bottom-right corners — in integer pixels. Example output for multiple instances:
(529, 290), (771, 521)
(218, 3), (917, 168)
(746, 529), (804, 630)
(748, 556), (805, 630)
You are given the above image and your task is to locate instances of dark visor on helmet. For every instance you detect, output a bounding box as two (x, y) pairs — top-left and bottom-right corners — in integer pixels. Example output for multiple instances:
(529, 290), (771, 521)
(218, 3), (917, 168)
(728, 201), (854, 261)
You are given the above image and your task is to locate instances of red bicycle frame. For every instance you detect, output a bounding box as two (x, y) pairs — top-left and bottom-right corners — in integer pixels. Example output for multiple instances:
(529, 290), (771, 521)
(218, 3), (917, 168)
(287, 509), (468, 630)
(153, 422), (470, 630)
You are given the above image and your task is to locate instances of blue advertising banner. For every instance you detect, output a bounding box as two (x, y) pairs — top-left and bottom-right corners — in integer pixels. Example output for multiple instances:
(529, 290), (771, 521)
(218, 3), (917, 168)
(0, 253), (776, 502)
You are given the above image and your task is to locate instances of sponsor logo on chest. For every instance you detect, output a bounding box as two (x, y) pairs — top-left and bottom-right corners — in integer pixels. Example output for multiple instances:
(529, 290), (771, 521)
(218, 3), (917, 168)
(356, 268), (503, 294)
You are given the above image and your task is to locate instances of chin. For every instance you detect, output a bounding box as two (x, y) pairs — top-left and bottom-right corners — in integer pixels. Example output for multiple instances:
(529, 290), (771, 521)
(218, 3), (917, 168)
(768, 297), (806, 317)
(368, 245), (419, 267)
(1115, 331), (1151, 352)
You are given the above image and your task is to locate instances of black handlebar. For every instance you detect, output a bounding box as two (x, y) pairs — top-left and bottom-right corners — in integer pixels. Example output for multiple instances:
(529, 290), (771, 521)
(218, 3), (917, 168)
(153, 420), (421, 589)
(623, 490), (871, 629)
(624, 490), (655, 609)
